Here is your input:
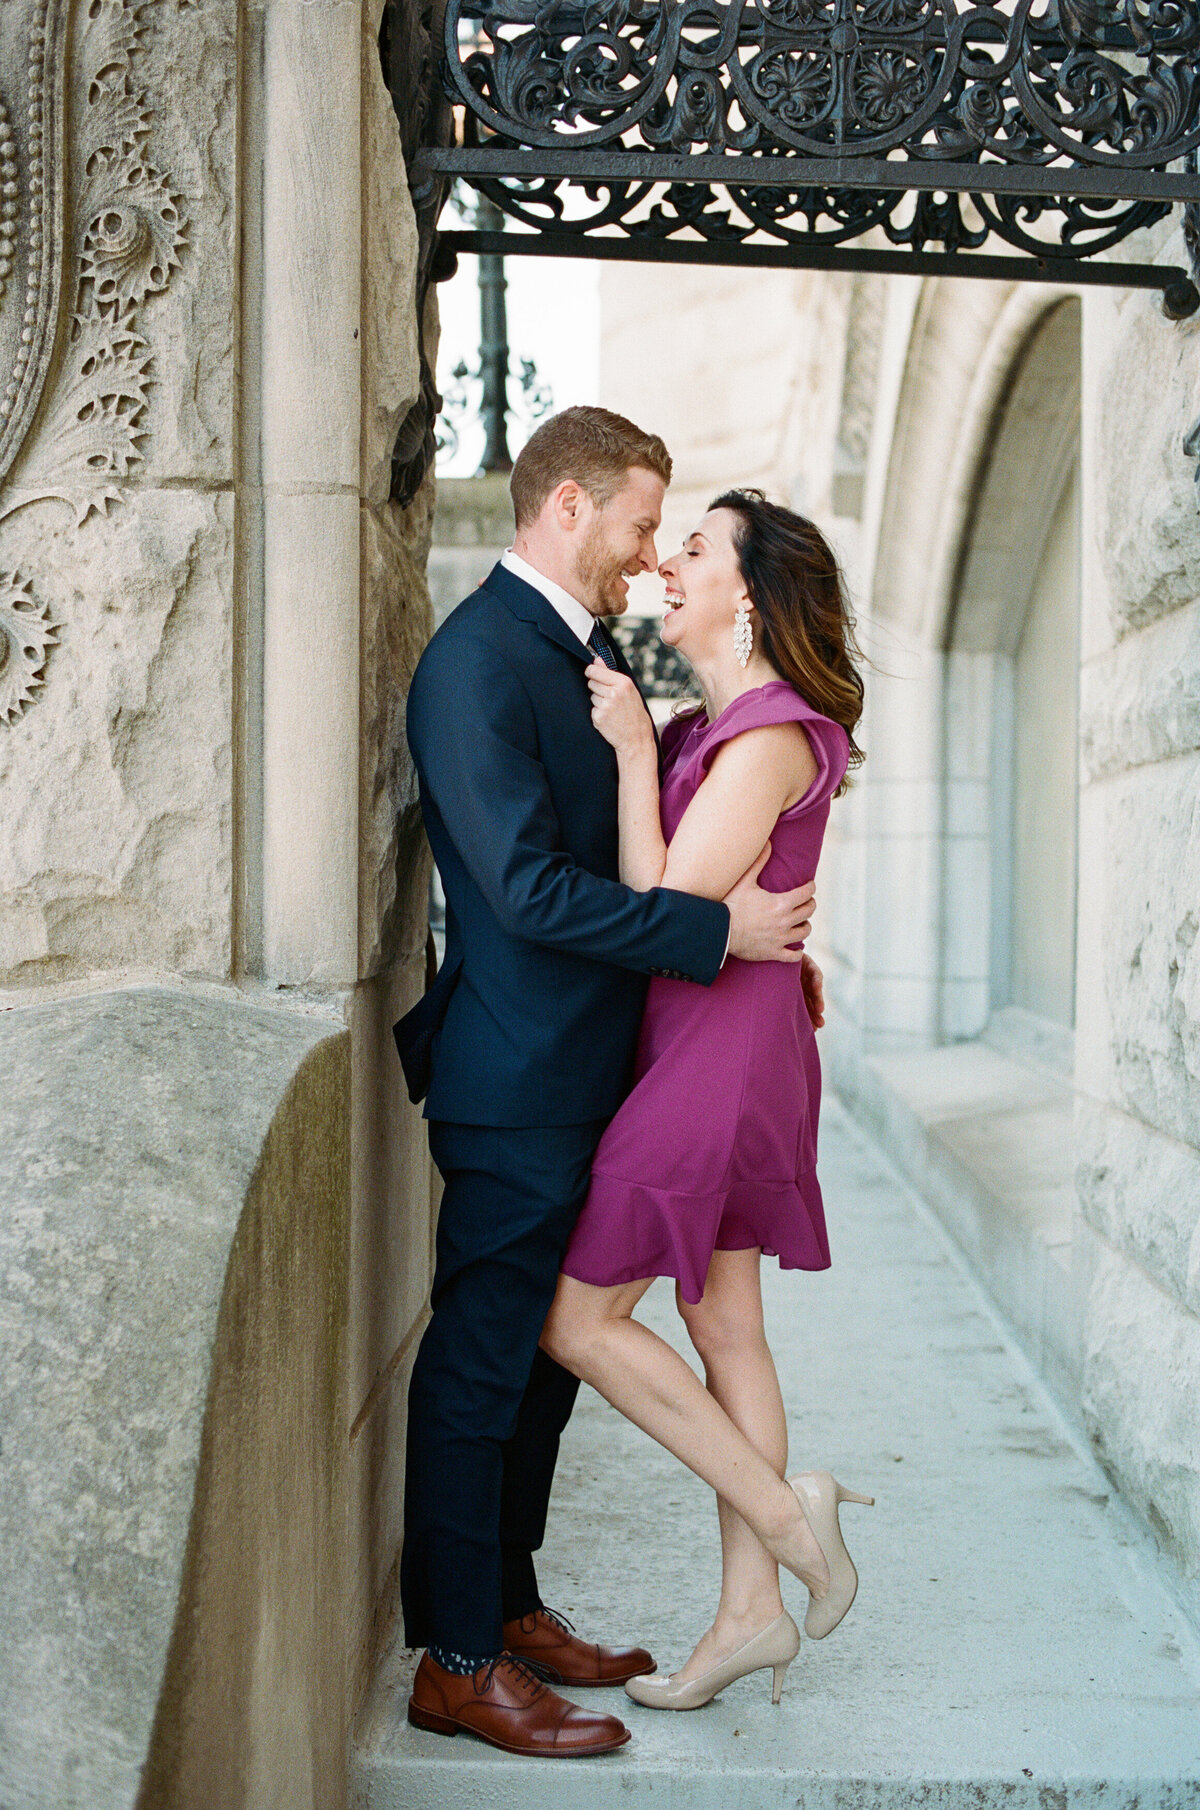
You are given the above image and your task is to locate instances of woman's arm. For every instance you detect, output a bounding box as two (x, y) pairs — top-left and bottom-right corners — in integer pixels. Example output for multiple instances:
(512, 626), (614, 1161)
(661, 724), (816, 899)
(585, 661), (669, 889)
(614, 737), (670, 890)
(586, 663), (817, 900)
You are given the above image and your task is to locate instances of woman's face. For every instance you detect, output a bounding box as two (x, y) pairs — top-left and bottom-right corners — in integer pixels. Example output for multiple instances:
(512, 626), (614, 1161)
(657, 508), (750, 660)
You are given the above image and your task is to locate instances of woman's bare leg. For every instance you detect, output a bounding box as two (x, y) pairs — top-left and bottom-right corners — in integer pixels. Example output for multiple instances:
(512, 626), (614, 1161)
(670, 1248), (788, 1680)
(540, 1272), (828, 1596)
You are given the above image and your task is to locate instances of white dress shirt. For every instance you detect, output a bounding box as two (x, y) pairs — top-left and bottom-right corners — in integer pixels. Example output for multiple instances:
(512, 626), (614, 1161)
(501, 547), (597, 652)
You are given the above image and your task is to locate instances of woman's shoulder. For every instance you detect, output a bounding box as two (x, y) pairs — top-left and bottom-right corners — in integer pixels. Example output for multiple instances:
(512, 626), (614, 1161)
(719, 679), (840, 731)
(699, 682), (849, 801)
(702, 682), (845, 751)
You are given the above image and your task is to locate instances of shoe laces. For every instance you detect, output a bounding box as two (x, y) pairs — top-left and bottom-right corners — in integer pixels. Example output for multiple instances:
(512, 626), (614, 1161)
(539, 1604), (577, 1637)
(477, 1653), (546, 1699)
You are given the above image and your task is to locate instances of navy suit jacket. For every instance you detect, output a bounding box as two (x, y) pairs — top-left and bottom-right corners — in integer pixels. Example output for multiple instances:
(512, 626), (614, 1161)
(394, 561), (730, 1127)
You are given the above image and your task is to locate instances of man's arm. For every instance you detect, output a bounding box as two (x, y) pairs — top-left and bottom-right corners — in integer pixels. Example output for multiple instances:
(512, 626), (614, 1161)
(407, 633), (729, 983)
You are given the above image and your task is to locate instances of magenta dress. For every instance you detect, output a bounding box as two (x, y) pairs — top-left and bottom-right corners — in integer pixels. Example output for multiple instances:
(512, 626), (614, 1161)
(561, 680), (850, 1305)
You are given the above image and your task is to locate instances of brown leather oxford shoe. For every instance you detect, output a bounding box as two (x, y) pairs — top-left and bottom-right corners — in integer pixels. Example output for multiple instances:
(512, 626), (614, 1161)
(407, 1651), (631, 1756)
(502, 1606), (656, 1688)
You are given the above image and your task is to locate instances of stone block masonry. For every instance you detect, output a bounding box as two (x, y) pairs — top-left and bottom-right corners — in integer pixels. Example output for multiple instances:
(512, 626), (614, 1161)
(0, 986), (351, 1810)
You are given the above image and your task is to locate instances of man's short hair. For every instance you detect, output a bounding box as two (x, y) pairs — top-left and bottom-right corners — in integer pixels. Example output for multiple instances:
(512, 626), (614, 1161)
(510, 406), (672, 529)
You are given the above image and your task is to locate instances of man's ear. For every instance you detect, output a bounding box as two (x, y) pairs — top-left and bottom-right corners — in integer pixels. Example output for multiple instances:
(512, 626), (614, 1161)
(551, 478), (587, 532)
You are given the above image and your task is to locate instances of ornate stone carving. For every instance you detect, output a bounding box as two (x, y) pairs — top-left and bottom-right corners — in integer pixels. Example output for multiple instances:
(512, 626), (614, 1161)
(0, 0), (188, 719)
(0, 570), (57, 723)
(0, 1), (70, 485)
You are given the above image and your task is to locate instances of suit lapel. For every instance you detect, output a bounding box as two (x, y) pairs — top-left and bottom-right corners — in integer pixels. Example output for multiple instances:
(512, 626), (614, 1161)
(481, 562), (591, 665)
(480, 561), (662, 759)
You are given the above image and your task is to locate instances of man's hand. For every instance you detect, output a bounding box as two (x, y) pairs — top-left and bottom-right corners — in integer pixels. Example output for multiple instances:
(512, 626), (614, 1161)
(724, 844), (815, 965)
(801, 953), (825, 1028)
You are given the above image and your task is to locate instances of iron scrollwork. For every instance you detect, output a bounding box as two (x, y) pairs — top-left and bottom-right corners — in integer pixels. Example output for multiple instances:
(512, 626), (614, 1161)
(392, 3), (1200, 497)
(607, 614), (695, 703)
(420, 1), (1200, 298)
(440, 0), (1200, 170)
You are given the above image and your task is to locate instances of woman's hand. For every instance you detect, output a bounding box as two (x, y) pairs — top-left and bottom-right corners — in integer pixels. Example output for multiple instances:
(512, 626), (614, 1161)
(586, 661), (654, 758)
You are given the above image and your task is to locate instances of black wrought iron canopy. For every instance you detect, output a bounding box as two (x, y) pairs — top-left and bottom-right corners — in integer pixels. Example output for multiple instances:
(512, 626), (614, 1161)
(385, 1), (1200, 500)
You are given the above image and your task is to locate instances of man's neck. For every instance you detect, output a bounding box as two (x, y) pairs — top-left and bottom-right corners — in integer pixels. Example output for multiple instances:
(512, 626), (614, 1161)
(509, 537), (595, 615)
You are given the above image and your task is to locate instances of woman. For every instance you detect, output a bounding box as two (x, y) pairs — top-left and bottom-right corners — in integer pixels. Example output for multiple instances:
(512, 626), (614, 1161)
(541, 489), (871, 1711)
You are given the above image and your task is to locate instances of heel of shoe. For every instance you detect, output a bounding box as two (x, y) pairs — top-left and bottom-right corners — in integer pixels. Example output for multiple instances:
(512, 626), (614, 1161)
(789, 1471), (870, 1641)
(408, 1700), (459, 1737)
(771, 1661), (791, 1705)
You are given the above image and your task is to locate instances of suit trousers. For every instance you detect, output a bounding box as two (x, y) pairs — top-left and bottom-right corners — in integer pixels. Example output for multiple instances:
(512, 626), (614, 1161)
(400, 1117), (609, 1656)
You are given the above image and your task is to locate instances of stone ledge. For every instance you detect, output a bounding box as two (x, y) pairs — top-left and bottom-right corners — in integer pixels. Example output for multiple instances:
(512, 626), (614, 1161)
(829, 1036), (1084, 1405)
(0, 984), (351, 1810)
(828, 1030), (1200, 1630)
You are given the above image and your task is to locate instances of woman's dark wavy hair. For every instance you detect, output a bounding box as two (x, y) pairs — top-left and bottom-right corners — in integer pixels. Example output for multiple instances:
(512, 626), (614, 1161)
(710, 488), (865, 794)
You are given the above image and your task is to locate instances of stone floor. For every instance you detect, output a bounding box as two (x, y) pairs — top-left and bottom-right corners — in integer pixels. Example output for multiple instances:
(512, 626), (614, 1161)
(352, 1101), (1200, 1810)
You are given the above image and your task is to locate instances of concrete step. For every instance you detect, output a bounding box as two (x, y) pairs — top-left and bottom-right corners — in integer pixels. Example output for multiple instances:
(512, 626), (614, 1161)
(351, 1101), (1200, 1810)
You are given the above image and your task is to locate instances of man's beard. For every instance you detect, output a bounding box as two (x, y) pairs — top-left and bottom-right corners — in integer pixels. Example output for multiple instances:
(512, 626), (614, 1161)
(576, 518), (630, 617)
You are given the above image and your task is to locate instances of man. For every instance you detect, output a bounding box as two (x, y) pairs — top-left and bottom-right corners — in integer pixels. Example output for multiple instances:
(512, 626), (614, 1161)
(395, 407), (822, 1757)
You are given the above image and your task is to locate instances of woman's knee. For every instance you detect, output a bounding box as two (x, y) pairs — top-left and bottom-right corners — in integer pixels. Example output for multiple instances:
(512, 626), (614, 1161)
(539, 1305), (577, 1372)
(680, 1284), (766, 1366)
(540, 1290), (598, 1375)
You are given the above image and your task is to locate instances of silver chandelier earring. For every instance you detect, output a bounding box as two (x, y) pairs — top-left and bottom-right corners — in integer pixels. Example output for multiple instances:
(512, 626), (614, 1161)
(734, 604), (753, 669)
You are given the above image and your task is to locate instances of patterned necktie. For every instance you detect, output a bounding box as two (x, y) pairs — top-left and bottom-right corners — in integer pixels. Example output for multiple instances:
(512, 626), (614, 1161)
(587, 621), (619, 670)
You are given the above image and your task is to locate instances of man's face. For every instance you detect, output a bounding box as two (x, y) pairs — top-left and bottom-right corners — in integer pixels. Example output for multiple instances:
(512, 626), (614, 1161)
(573, 466), (666, 617)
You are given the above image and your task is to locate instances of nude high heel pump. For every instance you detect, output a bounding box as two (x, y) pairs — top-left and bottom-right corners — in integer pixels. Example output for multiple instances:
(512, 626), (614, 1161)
(787, 1470), (874, 1640)
(624, 1612), (801, 1711)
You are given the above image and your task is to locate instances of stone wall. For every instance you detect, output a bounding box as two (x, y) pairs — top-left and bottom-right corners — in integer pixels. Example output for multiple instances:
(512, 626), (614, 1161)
(1074, 277), (1200, 1608)
(427, 470), (513, 627)
(0, 988), (350, 1810)
(1, 0), (439, 1801)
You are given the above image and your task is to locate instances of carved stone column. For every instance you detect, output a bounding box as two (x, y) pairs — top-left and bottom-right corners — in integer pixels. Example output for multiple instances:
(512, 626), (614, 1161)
(0, 0), (229, 983)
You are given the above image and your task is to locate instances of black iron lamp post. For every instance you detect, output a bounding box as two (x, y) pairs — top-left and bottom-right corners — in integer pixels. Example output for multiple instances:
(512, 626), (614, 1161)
(475, 196), (512, 473)
(437, 186), (554, 475)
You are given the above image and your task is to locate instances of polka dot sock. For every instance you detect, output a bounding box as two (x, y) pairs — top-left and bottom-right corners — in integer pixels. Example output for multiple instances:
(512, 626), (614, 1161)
(428, 1643), (496, 1677)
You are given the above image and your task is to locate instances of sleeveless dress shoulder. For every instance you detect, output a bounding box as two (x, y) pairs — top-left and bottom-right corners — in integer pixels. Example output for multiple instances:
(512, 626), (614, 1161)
(561, 680), (849, 1304)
